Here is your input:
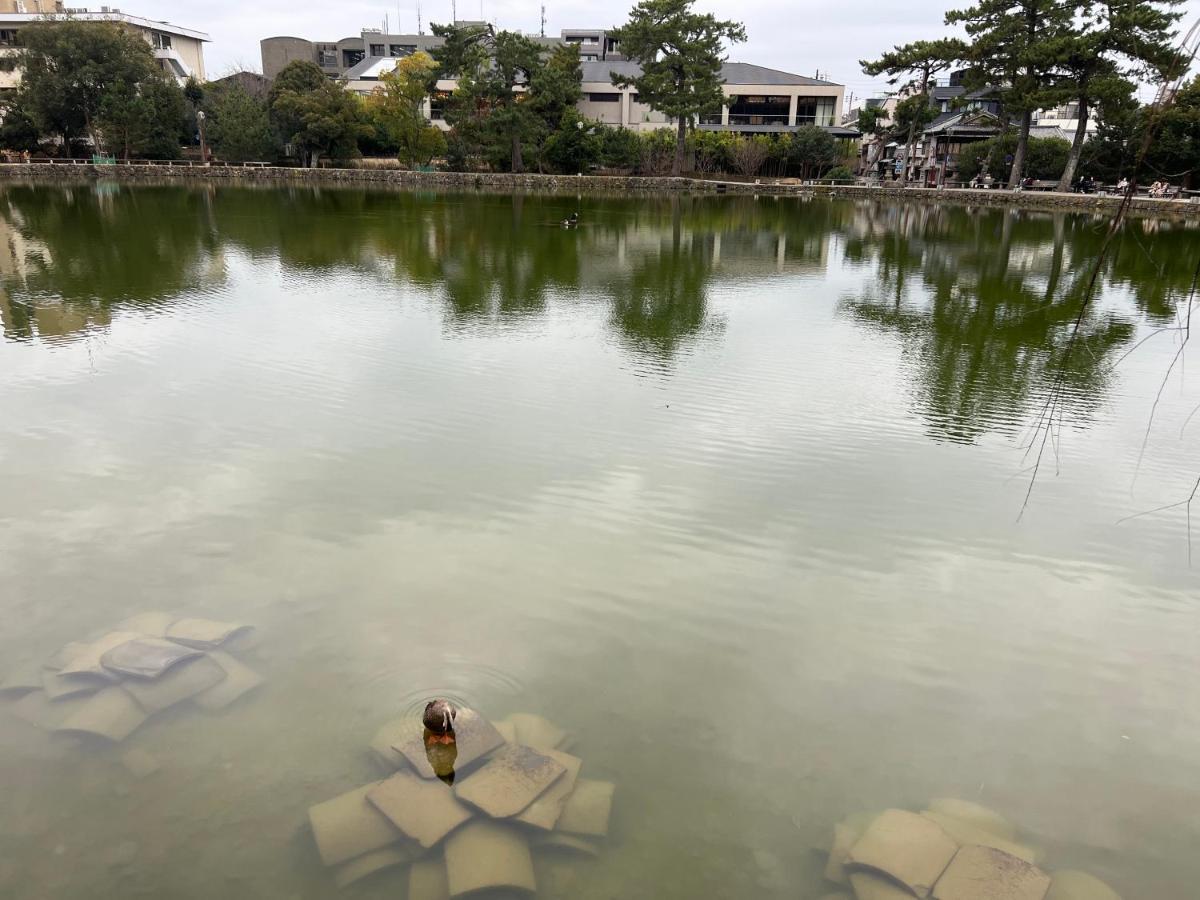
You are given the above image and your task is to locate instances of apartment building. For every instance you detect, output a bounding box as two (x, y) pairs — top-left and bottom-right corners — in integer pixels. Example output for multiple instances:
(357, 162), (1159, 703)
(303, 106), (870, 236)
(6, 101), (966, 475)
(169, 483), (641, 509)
(266, 24), (621, 80)
(0, 5), (209, 88)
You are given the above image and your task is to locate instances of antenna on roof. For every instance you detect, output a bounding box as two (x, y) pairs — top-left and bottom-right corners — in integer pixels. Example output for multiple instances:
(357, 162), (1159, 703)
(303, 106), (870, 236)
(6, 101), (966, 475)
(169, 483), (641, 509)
(416, 0), (422, 34)
(540, 4), (546, 36)
(451, 0), (456, 22)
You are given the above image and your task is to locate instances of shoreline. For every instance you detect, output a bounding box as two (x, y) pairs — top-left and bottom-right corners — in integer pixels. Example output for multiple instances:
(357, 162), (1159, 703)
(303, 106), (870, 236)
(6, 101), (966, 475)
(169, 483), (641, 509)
(0, 162), (1196, 220)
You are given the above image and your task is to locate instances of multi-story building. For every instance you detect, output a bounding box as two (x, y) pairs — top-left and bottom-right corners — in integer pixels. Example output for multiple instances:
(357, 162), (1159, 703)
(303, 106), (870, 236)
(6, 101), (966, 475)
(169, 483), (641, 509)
(0, 5), (208, 89)
(263, 24), (628, 81)
(268, 24), (849, 141)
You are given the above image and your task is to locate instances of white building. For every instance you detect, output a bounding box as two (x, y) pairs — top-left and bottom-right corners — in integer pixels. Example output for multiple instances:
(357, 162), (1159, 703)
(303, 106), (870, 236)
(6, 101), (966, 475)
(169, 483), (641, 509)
(0, 7), (209, 91)
(343, 54), (849, 139)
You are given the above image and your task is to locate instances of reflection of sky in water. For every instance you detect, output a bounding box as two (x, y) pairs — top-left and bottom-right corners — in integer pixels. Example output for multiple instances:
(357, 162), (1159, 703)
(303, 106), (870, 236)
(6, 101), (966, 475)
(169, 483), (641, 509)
(0, 185), (1199, 898)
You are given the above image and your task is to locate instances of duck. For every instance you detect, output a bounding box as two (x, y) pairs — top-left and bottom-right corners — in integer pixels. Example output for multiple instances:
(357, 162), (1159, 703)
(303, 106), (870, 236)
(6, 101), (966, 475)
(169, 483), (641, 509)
(423, 698), (457, 742)
(561, 212), (579, 227)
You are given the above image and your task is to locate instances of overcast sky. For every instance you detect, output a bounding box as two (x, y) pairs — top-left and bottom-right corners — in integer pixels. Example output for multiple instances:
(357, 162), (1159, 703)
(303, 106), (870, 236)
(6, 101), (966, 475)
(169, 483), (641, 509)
(161, 0), (1198, 104)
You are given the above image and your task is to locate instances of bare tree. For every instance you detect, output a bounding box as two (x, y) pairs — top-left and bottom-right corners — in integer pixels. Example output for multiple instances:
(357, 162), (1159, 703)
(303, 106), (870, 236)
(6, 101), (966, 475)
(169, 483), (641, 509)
(731, 135), (769, 177)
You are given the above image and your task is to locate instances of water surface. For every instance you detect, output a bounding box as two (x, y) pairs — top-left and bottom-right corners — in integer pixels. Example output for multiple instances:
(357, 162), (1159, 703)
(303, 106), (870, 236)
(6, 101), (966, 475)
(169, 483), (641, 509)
(1, 184), (1198, 898)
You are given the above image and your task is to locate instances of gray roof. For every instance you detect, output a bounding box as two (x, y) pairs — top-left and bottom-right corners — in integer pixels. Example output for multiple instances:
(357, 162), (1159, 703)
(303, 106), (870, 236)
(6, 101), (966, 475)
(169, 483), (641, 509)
(721, 62), (840, 86)
(580, 60), (841, 86)
(1029, 125), (1074, 142)
(924, 108), (1000, 134)
(930, 85), (965, 101)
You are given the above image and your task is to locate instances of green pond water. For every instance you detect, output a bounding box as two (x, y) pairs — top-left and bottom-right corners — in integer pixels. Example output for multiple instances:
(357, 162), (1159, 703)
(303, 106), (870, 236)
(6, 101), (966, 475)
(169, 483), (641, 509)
(0, 183), (1198, 899)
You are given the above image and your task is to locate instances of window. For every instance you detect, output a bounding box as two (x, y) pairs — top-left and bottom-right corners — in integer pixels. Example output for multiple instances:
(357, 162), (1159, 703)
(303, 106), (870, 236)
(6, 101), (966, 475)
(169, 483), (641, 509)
(588, 93), (620, 103)
(370, 44), (384, 57)
(794, 96), (836, 126)
(631, 94), (641, 104)
(343, 49), (365, 68)
(319, 49), (337, 67)
(151, 32), (172, 50)
(429, 91), (451, 120)
(389, 44), (415, 56)
(0, 29), (17, 46)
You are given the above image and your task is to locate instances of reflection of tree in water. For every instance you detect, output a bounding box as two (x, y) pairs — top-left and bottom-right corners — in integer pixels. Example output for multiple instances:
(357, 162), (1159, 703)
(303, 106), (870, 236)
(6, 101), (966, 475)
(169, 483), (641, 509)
(840, 204), (1138, 444)
(607, 198), (713, 361)
(208, 188), (836, 360)
(0, 184), (220, 341)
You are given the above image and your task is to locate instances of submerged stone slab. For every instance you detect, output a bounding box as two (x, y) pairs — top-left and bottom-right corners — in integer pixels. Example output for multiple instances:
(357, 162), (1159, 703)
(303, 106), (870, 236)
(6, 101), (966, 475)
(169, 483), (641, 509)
(444, 820), (536, 897)
(921, 811), (1039, 863)
(926, 799), (1017, 841)
(165, 618), (255, 650)
(370, 717), (418, 771)
(192, 651), (263, 711)
(55, 686), (147, 742)
(851, 870), (922, 900)
(114, 611), (174, 637)
(507, 713), (568, 751)
(367, 769), (474, 848)
(932, 846), (1050, 900)
(0, 664), (45, 699)
(826, 816), (877, 885)
(848, 808), (958, 898)
(42, 670), (105, 701)
(818, 893), (854, 900)
(493, 718), (518, 744)
(393, 709), (505, 780)
(332, 843), (420, 888)
(454, 744), (566, 818)
(1044, 870), (1122, 900)
(10, 689), (89, 730)
(308, 782), (405, 867)
(121, 654), (226, 714)
(57, 632), (145, 679)
(515, 749), (583, 830)
(555, 778), (614, 837)
(101, 637), (204, 680)
(121, 748), (162, 778)
(534, 832), (601, 856)
(45, 641), (92, 672)
(409, 855), (451, 900)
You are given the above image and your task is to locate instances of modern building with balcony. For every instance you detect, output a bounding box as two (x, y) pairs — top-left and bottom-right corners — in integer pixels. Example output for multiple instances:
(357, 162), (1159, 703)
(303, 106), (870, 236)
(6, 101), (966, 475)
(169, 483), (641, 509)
(0, 4), (208, 88)
(579, 61), (849, 136)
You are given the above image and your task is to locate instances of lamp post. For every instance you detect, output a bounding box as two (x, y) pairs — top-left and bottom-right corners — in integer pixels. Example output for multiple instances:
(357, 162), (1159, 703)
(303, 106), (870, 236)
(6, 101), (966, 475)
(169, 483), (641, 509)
(197, 109), (208, 166)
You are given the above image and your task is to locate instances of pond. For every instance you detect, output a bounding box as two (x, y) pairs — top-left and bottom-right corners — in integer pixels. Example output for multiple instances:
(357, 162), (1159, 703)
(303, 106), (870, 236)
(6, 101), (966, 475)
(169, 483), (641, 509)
(0, 183), (1198, 899)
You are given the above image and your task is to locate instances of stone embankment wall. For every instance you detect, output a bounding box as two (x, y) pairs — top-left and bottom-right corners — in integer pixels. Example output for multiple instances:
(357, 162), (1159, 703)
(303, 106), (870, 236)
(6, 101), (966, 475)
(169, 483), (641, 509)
(0, 163), (1196, 219)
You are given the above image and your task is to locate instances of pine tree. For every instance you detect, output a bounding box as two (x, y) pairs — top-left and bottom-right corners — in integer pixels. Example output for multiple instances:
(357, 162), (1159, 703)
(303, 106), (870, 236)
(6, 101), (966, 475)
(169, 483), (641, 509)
(1052, 0), (1184, 190)
(946, 0), (1075, 187)
(610, 0), (746, 177)
(861, 39), (966, 184)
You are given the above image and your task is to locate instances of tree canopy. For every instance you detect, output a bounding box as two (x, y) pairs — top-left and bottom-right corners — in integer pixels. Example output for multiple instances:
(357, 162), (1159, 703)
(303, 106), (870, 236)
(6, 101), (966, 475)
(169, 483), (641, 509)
(365, 51), (446, 168)
(13, 20), (187, 157)
(207, 85), (276, 163)
(268, 60), (370, 167)
(610, 0), (746, 176)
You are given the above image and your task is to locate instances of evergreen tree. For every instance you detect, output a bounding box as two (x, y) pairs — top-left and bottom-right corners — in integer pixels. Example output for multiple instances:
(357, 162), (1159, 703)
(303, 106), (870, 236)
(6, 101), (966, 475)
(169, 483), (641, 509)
(861, 39), (966, 184)
(268, 61), (369, 167)
(1052, 0), (1184, 190)
(946, 0), (1074, 186)
(15, 20), (163, 154)
(208, 85), (277, 163)
(610, 0), (746, 177)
